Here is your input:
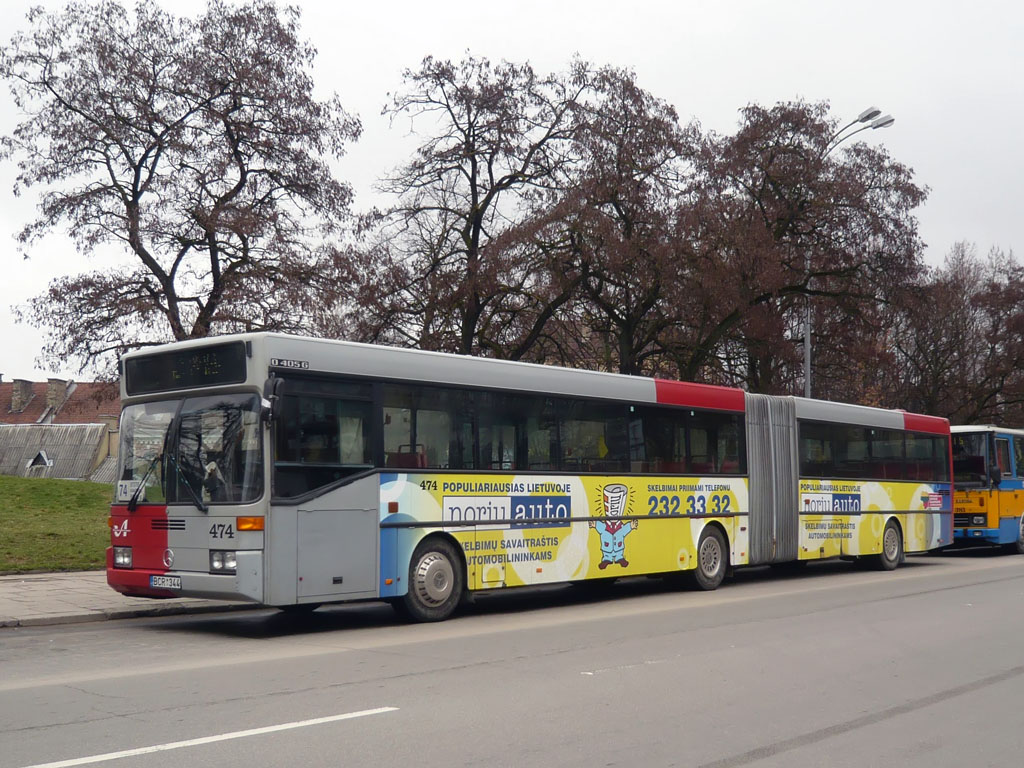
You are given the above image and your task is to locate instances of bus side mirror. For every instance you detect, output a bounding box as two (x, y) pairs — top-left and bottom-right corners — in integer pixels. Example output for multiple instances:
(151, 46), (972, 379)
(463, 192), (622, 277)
(261, 377), (284, 423)
(989, 466), (1002, 487)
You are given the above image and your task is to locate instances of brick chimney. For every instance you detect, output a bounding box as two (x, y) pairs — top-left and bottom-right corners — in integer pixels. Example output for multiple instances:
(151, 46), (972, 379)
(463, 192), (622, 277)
(46, 378), (69, 411)
(11, 379), (33, 413)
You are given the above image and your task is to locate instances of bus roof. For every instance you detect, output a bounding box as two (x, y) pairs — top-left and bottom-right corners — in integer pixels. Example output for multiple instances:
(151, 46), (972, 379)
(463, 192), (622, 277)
(951, 424), (1024, 437)
(119, 332), (948, 431)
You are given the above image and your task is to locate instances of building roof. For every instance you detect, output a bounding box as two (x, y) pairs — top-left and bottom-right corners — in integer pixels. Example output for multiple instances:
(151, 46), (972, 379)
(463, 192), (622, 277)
(0, 381), (49, 424)
(0, 423), (109, 479)
(0, 380), (119, 426)
(53, 382), (120, 424)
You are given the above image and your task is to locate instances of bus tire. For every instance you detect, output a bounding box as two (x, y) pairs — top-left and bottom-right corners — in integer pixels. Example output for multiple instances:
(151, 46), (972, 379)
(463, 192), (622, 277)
(1014, 515), (1024, 555)
(876, 520), (903, 571)
(692, 526), (728, 590)
(399, 537), (464, 622)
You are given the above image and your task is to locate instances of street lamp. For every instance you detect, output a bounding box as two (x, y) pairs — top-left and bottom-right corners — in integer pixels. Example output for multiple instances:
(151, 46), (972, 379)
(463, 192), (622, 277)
(803, 107), (895, 399)
(823, 106), (895, 157)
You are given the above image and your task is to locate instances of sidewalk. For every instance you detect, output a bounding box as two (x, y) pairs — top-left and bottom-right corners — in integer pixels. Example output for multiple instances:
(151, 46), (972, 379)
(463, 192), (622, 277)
(0, 571), (256, 628)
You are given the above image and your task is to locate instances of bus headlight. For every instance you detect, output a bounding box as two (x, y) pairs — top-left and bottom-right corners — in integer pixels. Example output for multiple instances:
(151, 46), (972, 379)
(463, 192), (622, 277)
(210, 550), (237, 574)
(113, 547), (132, 568)
(971, 515), (987, 526)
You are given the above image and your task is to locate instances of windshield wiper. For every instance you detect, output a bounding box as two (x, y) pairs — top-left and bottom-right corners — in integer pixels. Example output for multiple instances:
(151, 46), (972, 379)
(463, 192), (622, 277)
(167, 452), (209, 513)
(127, 454), (161, 512)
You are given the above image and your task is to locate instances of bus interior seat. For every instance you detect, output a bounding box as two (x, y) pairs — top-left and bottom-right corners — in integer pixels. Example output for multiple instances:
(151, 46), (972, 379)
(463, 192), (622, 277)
(386, 445), (427, 469)
(657, 461), (688, 474)
(877, 462), (903, 479)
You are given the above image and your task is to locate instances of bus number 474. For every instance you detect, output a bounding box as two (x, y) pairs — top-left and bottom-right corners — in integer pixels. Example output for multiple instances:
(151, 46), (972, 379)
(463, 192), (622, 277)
(209, 524), (235, 539)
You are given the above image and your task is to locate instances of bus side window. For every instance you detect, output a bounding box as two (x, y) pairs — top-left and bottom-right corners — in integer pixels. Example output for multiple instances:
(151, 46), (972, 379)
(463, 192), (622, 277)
(932, 435), (951, 482)
(382, 384), (469, 469)
(1015, 438), (1024, 479)
(273, 379), (373, 498)
(996, 437), (1012, 477)
(558, 399), (628, 472)
(868, 428), (905, 480)
(476, 390), (530, 470)
(799, 421), (835, 478)
(631, 407), (685, 473)
(834, 425), (869, 479)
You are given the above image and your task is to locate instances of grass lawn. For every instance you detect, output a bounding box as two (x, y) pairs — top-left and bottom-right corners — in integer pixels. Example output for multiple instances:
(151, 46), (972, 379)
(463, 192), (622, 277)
(0, 475), (112, 573)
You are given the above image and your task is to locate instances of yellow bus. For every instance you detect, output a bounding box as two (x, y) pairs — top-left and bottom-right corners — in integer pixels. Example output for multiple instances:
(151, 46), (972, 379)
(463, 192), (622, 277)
(951, 425), (1024, 552)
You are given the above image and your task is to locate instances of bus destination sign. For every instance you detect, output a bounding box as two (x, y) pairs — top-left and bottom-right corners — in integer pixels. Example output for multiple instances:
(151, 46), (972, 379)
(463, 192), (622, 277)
(124, 342), (247, 395)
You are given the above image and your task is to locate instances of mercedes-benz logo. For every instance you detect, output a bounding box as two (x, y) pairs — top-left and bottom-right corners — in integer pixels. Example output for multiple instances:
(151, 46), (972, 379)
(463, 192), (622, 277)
(162, 548), (174, 568)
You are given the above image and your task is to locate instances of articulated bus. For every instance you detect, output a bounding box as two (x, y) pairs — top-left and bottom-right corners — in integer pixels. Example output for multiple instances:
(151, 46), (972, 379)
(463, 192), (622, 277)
(951, 425), (1024, 552)
(107, 333), (953, 621)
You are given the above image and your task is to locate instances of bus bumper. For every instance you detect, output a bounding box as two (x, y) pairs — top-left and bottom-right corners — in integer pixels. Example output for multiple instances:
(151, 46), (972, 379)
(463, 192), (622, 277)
(106, 550), (264, 603)
(953, 527), (1002, 545)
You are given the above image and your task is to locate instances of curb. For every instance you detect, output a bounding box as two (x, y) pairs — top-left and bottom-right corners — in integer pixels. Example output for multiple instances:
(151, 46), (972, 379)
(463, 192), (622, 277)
(0, 602), (260, 629)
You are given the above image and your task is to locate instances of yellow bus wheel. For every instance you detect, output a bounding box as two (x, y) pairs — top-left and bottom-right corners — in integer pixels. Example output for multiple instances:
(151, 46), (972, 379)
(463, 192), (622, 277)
(876, 520), (903, 571)
(397, 537), (464, 622)
(691, 527), (728, 590)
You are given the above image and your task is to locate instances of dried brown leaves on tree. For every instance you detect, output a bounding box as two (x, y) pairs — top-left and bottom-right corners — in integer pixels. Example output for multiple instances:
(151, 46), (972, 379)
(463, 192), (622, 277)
(353, 55), (592, 358)
(1, 0), (360, 374)
(887, 244), (1024, 424)
(525, 66), (697, 375)
(674, 101), (927, 393)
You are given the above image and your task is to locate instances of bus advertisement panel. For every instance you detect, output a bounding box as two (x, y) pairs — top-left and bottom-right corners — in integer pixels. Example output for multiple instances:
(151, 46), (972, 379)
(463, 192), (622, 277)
(799, 478), (950, 559)
(379, 473), (749, 590)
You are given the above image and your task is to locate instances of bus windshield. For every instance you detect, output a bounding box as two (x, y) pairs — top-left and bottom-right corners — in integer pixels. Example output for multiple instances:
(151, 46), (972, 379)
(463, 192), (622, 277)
(118, 393), (264, 506)
(952, 432), (988, 486)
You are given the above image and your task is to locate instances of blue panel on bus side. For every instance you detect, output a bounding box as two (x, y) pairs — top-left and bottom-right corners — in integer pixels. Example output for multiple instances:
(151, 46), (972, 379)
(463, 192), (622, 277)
(998, 516), (1021, 545)
(379, 526), (401, 598)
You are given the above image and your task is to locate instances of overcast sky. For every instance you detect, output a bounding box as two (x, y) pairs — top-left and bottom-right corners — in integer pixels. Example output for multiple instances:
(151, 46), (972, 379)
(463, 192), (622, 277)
(2, 0), (1021, 381)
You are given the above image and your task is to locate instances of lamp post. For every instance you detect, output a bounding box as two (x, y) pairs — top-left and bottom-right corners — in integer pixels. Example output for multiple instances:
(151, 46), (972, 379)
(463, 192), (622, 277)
(803, 107), (894, 399)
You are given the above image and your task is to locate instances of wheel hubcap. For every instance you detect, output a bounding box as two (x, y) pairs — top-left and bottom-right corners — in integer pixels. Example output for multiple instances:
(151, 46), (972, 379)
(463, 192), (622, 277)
(884, 527), (899, 559)
(700, 538), (721, 576)
(414, 552), (453, 607)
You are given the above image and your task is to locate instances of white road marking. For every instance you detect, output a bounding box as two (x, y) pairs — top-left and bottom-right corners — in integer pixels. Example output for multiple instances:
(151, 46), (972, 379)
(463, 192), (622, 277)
(17, 707), (399, 768)
(581, 658), (674, 676)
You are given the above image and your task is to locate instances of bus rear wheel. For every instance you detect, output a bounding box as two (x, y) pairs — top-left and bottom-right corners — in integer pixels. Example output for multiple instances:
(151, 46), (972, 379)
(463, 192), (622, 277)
(691, 527), (727, 590)
(875, 520), (903, 571)
(397, 537), (464, 622)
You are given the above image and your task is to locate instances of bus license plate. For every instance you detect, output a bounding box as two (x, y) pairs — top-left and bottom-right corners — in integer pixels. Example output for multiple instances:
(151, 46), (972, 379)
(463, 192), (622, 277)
(150, 575), (181, 590)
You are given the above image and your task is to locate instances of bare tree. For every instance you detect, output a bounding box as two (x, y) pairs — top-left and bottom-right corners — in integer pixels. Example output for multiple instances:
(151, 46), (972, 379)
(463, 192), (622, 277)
(2, 0), (360, 373)
(888, 244), (1024, 424)
(665, 100), (927, 393)
(360, 55), (591, 357)
(529, 65), (696, 374)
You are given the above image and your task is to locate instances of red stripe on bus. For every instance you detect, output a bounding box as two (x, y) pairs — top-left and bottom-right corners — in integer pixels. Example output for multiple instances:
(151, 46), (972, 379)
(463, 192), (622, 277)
(654, 380), (746, 411)
(107, 504), (172, 596)
(902, 413), (950, 435)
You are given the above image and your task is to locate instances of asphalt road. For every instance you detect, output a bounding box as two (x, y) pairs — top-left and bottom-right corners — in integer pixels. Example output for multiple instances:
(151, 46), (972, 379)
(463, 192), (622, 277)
(1, 551), (1022, 768)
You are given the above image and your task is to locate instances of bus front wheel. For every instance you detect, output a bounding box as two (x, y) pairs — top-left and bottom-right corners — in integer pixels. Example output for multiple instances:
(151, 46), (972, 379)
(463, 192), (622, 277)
(692, 526), (728, 590)
(398, 538), (464, 622)
(875, 520), (903, 571)
(1014, 515), (1024, 555)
